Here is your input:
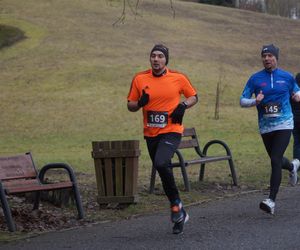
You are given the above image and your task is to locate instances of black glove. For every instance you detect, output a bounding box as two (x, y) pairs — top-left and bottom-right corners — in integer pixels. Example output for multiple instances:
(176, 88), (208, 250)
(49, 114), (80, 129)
(170, 103), (186, 124)
(138, 89), (149, 107)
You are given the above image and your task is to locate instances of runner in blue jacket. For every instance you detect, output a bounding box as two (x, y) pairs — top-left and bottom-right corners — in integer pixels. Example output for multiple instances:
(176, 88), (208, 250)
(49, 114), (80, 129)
(240, 44), (300, 215)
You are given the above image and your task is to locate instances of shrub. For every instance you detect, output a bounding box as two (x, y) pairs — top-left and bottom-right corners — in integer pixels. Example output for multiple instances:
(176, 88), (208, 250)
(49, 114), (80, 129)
(0, 24), (25, 49)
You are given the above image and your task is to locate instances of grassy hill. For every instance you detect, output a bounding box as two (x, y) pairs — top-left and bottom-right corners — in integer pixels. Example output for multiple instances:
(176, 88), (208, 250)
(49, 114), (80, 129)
(1, 0), (300, 189)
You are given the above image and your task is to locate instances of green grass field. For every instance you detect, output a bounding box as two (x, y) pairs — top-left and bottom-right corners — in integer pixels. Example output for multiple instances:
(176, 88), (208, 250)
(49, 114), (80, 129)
(1, 0), (300, 231)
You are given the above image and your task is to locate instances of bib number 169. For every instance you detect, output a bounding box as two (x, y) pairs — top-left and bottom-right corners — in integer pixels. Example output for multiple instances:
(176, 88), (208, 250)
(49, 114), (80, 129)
(147, 111), (168, 128)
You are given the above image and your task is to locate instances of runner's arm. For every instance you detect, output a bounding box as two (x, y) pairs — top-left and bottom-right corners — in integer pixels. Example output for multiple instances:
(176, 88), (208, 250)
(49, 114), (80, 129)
(240, 98), (257, 107)
(182, 95), (198, 109)
(127, 100), (140, 112)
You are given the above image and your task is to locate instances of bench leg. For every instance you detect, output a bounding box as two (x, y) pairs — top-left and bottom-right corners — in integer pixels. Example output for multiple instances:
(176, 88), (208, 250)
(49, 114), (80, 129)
(200, 160), (238, 186)
(72, 185), (84, 219)
(180, 164), (190, 192)
(199, 163), (205, 181)
(228, 159), (238, 186)
(33, 191), (40, 210)
(149, 166), (156, 194)
(0, 184), (16, 232)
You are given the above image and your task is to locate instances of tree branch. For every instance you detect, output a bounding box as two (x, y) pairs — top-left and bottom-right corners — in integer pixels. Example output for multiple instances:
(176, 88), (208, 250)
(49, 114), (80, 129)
(113, 0), (126, 26)
(113, 0), (176, 26)
(170, 0), (176, 19)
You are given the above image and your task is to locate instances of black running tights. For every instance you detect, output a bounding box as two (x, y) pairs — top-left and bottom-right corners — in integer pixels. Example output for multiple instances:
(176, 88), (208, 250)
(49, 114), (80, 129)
(146, 133), (181, 204)
(261, 129), (293, 201)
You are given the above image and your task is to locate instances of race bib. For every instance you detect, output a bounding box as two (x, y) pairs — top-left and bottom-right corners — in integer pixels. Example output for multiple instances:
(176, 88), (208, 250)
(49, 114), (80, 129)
(147, 111), (168, 128)
(262, 102), (282, 117)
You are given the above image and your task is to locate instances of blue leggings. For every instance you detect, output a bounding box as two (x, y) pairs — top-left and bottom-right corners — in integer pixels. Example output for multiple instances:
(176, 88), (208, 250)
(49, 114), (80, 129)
(261, 129), (293, 201)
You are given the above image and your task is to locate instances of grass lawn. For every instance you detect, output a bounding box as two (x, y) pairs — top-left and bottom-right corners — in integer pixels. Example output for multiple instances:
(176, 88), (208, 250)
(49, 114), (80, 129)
(1, 0), (300, 238)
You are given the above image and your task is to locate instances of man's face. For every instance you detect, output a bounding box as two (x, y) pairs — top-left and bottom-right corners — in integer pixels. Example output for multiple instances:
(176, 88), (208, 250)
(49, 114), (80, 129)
(150, 51), (166, 72)
(262, 53), (277, 71)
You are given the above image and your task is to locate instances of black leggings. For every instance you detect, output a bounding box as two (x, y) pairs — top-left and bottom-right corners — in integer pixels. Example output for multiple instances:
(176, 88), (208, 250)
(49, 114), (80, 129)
(146, 133), (181, 204)
(261, 129), (293, 201)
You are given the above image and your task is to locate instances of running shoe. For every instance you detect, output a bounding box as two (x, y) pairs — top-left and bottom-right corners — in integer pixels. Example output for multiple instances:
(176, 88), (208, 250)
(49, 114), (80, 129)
(289, 159), (300, 186)
(172, 208), (189, 234)
(259, 198), (275, 215)
(170, 201), (184, 223)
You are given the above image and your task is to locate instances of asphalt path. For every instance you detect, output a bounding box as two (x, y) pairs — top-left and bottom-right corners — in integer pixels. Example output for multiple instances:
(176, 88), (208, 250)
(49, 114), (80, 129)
(2, 186), (300, 250)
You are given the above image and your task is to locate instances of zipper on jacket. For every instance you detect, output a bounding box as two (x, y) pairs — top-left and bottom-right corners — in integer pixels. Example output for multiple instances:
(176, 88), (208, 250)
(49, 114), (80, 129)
(271, 73), (273, 88)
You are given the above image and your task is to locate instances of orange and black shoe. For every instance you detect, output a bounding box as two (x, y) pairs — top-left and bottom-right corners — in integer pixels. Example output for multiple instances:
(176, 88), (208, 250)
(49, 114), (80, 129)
(170, 201), (185, 223)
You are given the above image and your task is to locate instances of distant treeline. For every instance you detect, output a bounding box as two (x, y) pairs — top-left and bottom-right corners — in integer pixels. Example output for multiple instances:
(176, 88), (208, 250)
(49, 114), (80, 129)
(192, 0), (300, 19)
(196, 0), (234, 6)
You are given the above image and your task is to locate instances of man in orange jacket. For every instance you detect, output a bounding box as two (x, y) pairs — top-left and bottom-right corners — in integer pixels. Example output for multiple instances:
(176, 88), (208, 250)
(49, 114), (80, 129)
(127, 44), (198, 234)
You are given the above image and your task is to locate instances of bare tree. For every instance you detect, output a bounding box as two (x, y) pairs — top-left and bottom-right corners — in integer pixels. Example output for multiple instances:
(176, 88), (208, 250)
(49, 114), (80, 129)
(112, 0), (176, 26)
(112, 0), (140, 26)
(214, 65), (226, 120)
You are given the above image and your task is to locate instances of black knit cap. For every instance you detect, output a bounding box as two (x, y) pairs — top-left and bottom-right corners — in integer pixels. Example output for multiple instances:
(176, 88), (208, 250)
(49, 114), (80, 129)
(150, 44), (169, 65)
(261, 44), (279, 60)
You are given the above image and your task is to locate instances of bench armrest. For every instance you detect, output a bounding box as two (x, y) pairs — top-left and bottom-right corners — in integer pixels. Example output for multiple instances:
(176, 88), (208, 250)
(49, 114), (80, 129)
(38, 163), (78, 184)
(202, 139), (233, 157)
(173, 149), (185, 166)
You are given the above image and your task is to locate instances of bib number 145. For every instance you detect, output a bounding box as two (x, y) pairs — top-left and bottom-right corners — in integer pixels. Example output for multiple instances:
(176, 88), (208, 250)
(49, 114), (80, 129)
(262, 103), (281, 117)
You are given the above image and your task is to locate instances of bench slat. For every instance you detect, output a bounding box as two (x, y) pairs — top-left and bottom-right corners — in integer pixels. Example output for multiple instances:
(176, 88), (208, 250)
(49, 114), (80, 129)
(3, 179), (40, 188)
(171, 155), (231, 167)
(178, 139), (199, 149)
(182, 127), (196, 137)
(5, 181), (73, 194)
(0, 154), (37, 180)
(187, 155), (231, 164)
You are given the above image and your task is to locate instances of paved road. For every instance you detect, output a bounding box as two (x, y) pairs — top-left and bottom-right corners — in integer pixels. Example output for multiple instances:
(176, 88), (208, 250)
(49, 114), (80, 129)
(2, 186), (300, 250)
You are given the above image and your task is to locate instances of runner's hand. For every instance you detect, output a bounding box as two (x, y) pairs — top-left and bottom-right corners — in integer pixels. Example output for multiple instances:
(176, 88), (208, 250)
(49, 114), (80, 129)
(138, 89), (149, 107)
(292, 92), (300, 102)
(256, 90), (264, 105)
(170, 103), (186, 124)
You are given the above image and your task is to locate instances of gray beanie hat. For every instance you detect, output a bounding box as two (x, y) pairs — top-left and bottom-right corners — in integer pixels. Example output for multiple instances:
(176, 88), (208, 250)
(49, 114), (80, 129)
(261, 44), (279, 60)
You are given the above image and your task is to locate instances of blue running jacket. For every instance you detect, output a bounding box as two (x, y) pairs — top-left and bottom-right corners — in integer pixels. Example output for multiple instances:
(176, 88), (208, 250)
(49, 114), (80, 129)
(240, 68), (300, 134)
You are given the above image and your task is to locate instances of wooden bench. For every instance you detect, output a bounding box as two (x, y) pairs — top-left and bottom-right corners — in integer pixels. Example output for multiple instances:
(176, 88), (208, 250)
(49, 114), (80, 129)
(0, 152), (84, 232)
(149, 127), (238, 193)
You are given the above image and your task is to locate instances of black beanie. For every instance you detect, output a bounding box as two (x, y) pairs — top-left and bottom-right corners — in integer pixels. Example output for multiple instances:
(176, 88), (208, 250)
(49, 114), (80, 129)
(150, 44), (169, 65)
(261, 44), (279, 60)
